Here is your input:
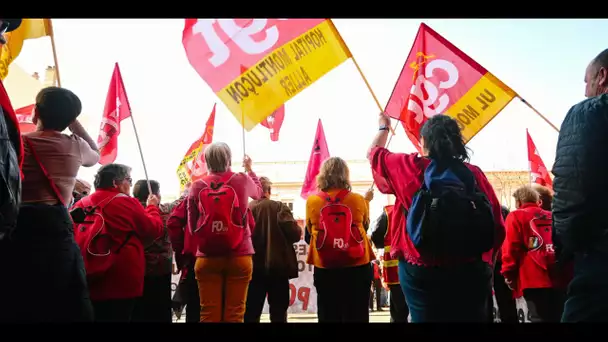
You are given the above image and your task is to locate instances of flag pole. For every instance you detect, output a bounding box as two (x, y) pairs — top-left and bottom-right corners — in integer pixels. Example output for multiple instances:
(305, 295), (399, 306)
(47, 19), (62, 87)
(241, 110), (246, 158)
(115, 64), (153, 195)
(518, 96), (560, 133)
(328, 19), (395, 135)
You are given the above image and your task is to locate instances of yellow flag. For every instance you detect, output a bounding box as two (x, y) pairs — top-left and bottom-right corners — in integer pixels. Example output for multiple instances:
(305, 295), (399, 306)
(0, 19), (52, 80)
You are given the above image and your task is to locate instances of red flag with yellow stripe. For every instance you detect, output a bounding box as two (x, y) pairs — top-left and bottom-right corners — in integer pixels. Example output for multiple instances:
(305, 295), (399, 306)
(385, 23), (516, 151)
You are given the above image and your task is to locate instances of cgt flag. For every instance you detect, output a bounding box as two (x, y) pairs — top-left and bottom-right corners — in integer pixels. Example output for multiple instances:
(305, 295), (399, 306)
(259, 104), (285, 142)
(183, 19), (350, 131)
(97, 63), (132, 165)
(176, 104), (216, 190)
(301, 119), (330, 199)
(15, 104), (36, 133)
(385, 23), (516, 151)
(526, 129), (552, 189)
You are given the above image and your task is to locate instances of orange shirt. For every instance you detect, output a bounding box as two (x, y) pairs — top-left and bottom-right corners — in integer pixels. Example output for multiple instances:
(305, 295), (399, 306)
(305, 189), (375, 268)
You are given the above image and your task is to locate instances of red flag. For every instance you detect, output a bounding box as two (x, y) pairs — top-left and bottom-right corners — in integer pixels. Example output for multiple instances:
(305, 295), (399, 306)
(260, 105), (285, 142)
(385, 23), (516, 151)
(97, 62), (132, 165)
(527, 129), (552, 189)
(15, 104), (36, 133)
(301, 119), (330, 199)
(176, 104), (216, 189)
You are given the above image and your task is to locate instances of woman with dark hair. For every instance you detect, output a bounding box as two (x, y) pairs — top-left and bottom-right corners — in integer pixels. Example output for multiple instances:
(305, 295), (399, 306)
(72, 164), (163, 322)
(3, 87), (99, 322)
(368, 114), (505, 322)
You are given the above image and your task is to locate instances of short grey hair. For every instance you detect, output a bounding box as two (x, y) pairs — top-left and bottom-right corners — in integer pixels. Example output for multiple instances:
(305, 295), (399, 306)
(94, 163), (132, 190)
(204, 142), (232, 173)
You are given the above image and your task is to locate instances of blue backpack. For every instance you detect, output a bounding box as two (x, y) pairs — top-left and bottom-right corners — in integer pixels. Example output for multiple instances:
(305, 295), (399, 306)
(406, 160), (495, 259)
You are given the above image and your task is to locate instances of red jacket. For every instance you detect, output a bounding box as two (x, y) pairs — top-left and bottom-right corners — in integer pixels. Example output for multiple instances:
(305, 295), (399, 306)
(73, 188), (163, 301)
(368, 146), (506, 267)
(501, 203), (555, 295)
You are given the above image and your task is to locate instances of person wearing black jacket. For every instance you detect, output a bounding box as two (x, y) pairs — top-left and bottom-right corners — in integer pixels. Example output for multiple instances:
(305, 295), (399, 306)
(553, 48), (608, 322)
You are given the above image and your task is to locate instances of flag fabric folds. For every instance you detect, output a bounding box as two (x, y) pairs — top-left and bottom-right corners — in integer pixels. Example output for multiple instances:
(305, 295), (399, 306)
(0, 19), (52, 80)
(526, 129), (552, 189)
(176, 104), (216, 190)
(182, 19), (350, 131)
(301, 119), (330, 199)
(385, 23), (516, 151)
(15, 104), (36, 133)
(97, 62), (132, 165)
(259, 104), (285, 142)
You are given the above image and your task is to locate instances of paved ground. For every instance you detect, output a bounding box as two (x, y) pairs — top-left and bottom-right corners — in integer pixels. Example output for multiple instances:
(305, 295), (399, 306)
(175, 309), (391, 323)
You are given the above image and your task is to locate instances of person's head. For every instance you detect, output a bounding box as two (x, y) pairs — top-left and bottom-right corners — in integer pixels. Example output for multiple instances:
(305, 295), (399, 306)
(585, 49), (608, 98)
(94, 163), (132, 195)
(259, 176), (272, 198)
(419, 115), (470, 163)
(0, 19), (21, 45)
(316, 157), (351, 192)
(531, 184), (553, 211)
(33, 86), (82, 132)
(500, 205), (510, 220)
(72, 179), (91, 203)
(512, 185), (540, 209)
(204, 142), (232, 174)
(133, 180), (160, 204)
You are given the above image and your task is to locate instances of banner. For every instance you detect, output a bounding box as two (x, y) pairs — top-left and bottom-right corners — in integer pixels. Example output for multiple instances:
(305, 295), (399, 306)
(527, 129), (552, 189)
(263, 239), (317, 314)
(183, 19), (350, 130)
(301, 119), (330, 199)
(0, 19), (51, 80)
(385, 23), (516, 150)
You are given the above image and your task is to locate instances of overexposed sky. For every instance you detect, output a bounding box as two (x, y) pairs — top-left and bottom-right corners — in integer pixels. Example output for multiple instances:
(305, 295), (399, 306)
(10, 19), (607, 197)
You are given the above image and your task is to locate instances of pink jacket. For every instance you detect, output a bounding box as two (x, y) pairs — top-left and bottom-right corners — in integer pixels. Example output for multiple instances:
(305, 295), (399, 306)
(187, 170), (263, 257)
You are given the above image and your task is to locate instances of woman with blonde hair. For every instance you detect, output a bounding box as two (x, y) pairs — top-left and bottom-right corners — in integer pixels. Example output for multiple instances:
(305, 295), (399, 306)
(305, 157), (375, 322)
(187, 142), (263, 322)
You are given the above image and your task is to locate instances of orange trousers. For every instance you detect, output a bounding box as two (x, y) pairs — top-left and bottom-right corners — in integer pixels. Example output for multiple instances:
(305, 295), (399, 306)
(194, 255), (253, 322)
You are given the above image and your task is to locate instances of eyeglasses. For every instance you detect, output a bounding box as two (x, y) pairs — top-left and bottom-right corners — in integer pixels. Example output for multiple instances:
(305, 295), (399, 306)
(123, 177), (132, 185)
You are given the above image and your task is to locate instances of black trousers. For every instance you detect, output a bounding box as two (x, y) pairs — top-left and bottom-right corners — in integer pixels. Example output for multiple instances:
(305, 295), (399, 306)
(562, 252), (608, 322)
(184, 261), (201, 323)
(244, 268), (290, 323)
(93, 298), (136, 322)
(492, 258), (518, 323)
(369, 278), (383, 310)
(132, 274), (173, 322)
(0, 204), (94, 322)
(314, 263), (372, 323)
(524, 288), (565, 323)
(389, 284), (409, 322)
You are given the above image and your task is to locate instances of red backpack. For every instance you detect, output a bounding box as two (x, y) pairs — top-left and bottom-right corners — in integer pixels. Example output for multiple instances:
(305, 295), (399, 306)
(315, 190), (365, 268)
(191, 172), (246, 256)
(524, 208), (556, 273)
(73, 193), (130, 279)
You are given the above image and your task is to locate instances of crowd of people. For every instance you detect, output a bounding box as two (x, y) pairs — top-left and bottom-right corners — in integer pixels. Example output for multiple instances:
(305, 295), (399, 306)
(0, 17), (606, 322)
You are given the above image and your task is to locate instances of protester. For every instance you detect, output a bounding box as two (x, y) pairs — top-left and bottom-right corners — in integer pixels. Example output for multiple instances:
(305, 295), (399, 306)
(305, 157), (375, 322)
(491, 205), (519, 323)
(370, 260), (383, 312)
(0, 18), (24, 321)
(72, 164), (163, 322)
(532, 184), (553, 211)
(187, 142), (263, 322)
(501, 185), (564, 322)
(72, 179), (92, 206)
(3, 87), (99, 322)
(368, 114), (505, 322)
(0, 18), (23, 241)
(370, 205), (409, 322)
(168, 182), (201, 323)
(553, 48), (608, 322)
(244, 176), (302, 323)
(131, 179), (174, 322)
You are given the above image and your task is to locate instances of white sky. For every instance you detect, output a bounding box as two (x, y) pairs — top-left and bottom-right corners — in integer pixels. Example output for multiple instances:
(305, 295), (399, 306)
(10, 19), (607, 198)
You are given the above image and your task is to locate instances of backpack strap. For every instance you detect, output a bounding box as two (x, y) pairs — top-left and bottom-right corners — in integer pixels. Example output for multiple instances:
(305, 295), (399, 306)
(317, 189), (350, 204)
(23, 136), (66, 206)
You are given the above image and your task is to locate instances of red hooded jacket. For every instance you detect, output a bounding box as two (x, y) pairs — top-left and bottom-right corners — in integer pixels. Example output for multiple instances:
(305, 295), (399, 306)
(73, 188), (163, 301)
(368, 146), (506, 267)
